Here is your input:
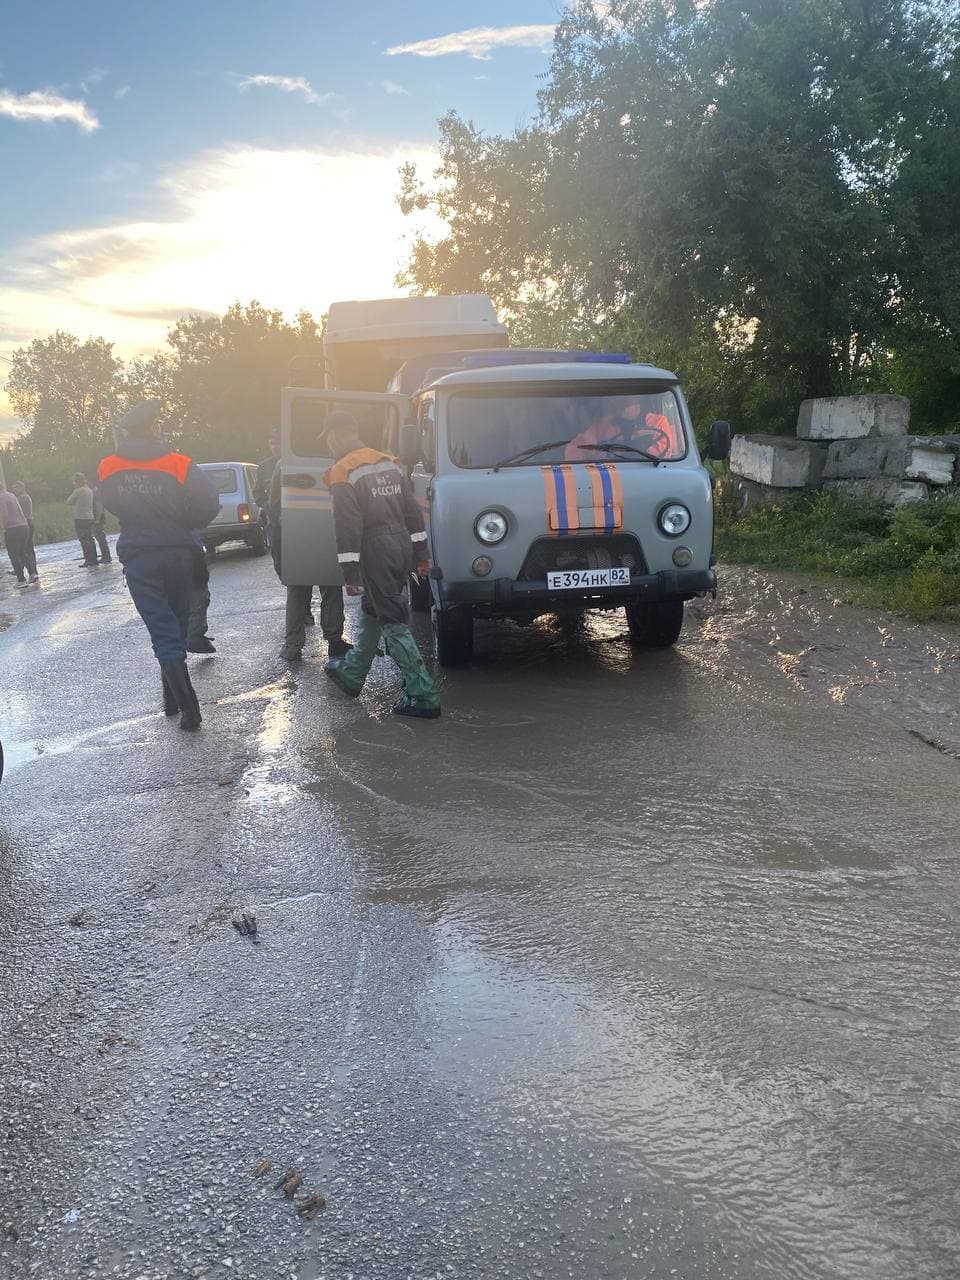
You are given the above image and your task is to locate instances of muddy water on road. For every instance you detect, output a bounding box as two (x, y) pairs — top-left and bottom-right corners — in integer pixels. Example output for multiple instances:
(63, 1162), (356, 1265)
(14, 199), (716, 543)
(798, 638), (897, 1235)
(321, 605), (960, 1279)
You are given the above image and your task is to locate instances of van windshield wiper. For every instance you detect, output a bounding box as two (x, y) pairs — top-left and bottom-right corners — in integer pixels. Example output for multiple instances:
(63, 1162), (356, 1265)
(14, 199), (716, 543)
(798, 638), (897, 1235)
(581, 442), (663, 465)
(492, 439), (572, 472)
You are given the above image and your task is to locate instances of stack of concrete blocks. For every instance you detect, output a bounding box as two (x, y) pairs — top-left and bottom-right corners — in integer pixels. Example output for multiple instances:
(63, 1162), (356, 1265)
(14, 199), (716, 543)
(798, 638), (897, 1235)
(729, 395), (959, 510)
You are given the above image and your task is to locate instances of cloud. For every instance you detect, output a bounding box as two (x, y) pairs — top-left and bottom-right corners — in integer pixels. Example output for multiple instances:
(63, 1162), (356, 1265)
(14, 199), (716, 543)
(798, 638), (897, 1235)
(114, 85), (130, 101)
(381, 79), (410, 96)
(0, 142), (441, 360)
(79, 68), (108, 93)
(0, 89), (99, 132)
(385, 24), (555, 60)
(0, 144), (441, 434)
(232, 74), (333, 107)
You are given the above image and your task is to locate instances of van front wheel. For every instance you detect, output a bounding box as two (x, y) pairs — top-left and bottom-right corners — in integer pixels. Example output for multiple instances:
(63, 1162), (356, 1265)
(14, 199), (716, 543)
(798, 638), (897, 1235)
(433, 605), (473, 666)
(626, 600), (684, 648)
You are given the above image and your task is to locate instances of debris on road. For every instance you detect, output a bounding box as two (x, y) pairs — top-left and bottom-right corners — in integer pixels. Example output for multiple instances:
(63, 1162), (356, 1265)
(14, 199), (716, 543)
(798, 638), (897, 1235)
(273, 1167), (297, 1192)
(96, 1032), (136, 1056)
(281, 1171), (303, 1199)
(252, 1158), (271, 1178)
(68, 909), (86, 927)
(296, 1193), (325, 1219)
(908, 728), (960, 760)
(231, 912), (259, 942)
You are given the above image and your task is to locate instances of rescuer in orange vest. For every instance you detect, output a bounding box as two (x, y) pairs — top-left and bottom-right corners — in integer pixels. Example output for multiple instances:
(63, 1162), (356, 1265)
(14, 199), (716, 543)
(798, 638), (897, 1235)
(98, 400), (220, 731)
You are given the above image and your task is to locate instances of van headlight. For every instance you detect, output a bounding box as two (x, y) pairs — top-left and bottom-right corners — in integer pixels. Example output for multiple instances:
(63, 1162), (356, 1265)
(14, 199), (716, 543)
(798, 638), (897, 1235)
(658, 504), (691, 536)
(475, 511), (507, 544)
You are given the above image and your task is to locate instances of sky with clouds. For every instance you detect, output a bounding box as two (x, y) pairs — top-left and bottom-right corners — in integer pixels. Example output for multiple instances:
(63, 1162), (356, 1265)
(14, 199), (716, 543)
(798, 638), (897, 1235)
(0, 0), (561, 434)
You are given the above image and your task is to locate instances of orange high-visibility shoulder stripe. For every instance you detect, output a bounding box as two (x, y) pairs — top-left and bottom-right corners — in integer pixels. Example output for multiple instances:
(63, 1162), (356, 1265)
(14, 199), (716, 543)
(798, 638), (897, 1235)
(323, 448), (398, 488)
(98, 452), (192, 484)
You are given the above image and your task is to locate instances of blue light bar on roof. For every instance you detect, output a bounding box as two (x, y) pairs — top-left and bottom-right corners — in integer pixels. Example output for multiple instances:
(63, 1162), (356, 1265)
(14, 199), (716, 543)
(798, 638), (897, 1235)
(460, 349), (632, 368)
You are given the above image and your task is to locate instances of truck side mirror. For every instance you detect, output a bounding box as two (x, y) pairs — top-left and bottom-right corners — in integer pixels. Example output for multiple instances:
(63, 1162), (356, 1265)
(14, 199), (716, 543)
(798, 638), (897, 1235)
(705, 420), (731, 461)
(399, 419), (421, 469)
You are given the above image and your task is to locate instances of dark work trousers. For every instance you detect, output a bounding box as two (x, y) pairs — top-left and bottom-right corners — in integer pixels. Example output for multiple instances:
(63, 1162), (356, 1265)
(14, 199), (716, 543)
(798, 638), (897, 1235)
(186, 550), (211, 644)
(6, 525), (37, 580)
(124, 547), (193, 665)
(359, 531), (414, 626)
(94, 519), (112, 563)
(75, 518), (98, 565)
(285, 584), (343, 653)
(269, 515), (282, 580)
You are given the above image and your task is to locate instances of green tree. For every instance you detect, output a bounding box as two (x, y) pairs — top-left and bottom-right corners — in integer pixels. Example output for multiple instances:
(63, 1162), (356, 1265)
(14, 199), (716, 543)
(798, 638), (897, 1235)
(401, 0), (957, 426)
(886, 45), (960, 432)
(6, 332), (122, 453)
(162, 301), (321, 460)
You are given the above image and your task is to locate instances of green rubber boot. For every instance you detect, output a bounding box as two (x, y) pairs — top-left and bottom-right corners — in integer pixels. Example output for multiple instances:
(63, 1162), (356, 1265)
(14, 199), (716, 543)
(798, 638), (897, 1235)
(325, 611), (382, 695)
(382, 623), (441, 715)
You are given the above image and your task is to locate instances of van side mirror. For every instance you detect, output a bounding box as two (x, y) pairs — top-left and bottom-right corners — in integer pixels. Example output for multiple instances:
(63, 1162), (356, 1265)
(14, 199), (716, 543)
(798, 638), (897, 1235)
(705, 420), (731, 461)
(399, 419), (421, 469)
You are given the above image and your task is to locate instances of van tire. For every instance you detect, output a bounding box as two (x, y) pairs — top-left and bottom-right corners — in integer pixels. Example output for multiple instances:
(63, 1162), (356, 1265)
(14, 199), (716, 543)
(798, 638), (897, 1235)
(249, 525), (268, 556)
(410, 572), (432, 612)
(433, 605), (473, 666)
(625, 600), (684, 647)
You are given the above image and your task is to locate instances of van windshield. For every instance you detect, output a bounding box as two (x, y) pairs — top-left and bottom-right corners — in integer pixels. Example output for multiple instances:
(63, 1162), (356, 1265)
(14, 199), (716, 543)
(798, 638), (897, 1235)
(446, 387), (687, 468)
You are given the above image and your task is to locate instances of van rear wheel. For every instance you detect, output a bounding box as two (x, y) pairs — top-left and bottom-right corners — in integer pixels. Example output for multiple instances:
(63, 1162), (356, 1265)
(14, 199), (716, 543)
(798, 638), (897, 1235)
(626, 600), (684, 647)
(433, 605), (473, 666)
(249, 525), (268, 556)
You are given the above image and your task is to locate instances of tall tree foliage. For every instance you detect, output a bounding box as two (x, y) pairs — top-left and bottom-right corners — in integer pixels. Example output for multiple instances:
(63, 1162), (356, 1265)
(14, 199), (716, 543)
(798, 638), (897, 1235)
(400, 0), (958, 424)
(1, 301), (323, 499)
(7, 332), (122, 453)
(162, 301), (321, 460)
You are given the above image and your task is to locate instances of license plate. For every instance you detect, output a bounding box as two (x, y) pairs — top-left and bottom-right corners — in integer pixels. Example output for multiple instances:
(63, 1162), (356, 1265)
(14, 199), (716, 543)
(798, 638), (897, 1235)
(546, 567), (631, 590)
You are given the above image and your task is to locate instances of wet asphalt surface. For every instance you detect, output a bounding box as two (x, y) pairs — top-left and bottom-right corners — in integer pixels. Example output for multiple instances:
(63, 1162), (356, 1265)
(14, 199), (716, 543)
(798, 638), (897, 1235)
(1, 541), (959, 1280)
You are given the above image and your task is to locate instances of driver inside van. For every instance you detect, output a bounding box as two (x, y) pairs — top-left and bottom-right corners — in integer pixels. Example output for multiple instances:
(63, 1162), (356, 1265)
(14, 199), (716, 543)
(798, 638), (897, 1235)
(564, 395), (681, 461)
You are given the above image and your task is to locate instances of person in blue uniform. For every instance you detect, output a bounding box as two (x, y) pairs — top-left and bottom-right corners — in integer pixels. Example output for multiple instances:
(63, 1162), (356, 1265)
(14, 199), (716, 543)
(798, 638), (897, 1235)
(97, 400), (220, 731)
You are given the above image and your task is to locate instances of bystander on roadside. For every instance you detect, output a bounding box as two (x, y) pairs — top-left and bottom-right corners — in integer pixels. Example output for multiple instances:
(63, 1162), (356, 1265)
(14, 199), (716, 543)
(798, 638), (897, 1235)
(66, 473), (99, 568)
(0, 483), (39, 585)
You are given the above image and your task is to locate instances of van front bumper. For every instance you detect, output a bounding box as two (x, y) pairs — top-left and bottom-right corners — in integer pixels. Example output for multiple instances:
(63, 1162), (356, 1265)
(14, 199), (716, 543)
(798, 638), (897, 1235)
(440, 567), (716, 612)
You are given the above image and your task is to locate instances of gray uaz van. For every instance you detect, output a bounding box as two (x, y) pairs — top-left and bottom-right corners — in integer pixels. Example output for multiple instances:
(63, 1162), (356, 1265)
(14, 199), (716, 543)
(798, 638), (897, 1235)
(278, 354), (729, 665)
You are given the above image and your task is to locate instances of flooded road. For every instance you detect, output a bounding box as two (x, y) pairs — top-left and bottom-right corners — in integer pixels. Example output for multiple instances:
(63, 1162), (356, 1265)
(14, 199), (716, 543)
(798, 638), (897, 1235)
(1, 545), (959, 1279)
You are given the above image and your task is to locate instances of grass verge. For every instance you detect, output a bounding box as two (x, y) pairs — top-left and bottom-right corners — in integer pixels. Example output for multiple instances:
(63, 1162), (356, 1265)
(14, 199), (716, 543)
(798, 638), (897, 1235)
(715, 486), (960, 622)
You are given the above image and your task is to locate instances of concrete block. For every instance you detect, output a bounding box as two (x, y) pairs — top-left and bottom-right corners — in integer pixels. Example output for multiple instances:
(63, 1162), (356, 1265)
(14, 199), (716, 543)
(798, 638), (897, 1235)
(730, 477), (794, 514)
(729, 433), (826, 487)
(925, 433), (960, 459)
(904, 443), (954, 486)
(822, 477), (928, 504)
(883, 438), (955, 485)
(822, 438), (890, 479)
(797, 395), (910, 440)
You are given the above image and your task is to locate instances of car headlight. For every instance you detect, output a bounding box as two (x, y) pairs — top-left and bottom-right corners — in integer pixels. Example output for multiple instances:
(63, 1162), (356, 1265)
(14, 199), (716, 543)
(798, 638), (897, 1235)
(659, 503), (691, 537)
(475, 510), (507, 544)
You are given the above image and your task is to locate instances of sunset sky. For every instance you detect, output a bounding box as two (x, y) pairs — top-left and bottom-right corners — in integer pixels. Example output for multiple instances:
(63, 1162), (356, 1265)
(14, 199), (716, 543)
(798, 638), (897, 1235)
(0, 0), (559, 436)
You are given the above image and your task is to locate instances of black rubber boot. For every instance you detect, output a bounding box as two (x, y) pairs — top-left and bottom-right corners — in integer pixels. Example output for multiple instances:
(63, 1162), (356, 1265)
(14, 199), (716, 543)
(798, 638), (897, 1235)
(160, 659), (202, 731)
(161, 672), (179, 717)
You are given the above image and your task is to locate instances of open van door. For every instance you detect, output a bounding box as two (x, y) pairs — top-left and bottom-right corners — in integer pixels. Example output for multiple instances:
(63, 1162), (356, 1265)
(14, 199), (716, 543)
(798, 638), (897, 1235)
(279, 387), (408, 587)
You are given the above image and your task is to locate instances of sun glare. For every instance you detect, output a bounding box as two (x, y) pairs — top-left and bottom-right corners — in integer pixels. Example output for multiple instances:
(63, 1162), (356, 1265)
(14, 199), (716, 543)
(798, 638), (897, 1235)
(0, 144), (441, 434)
